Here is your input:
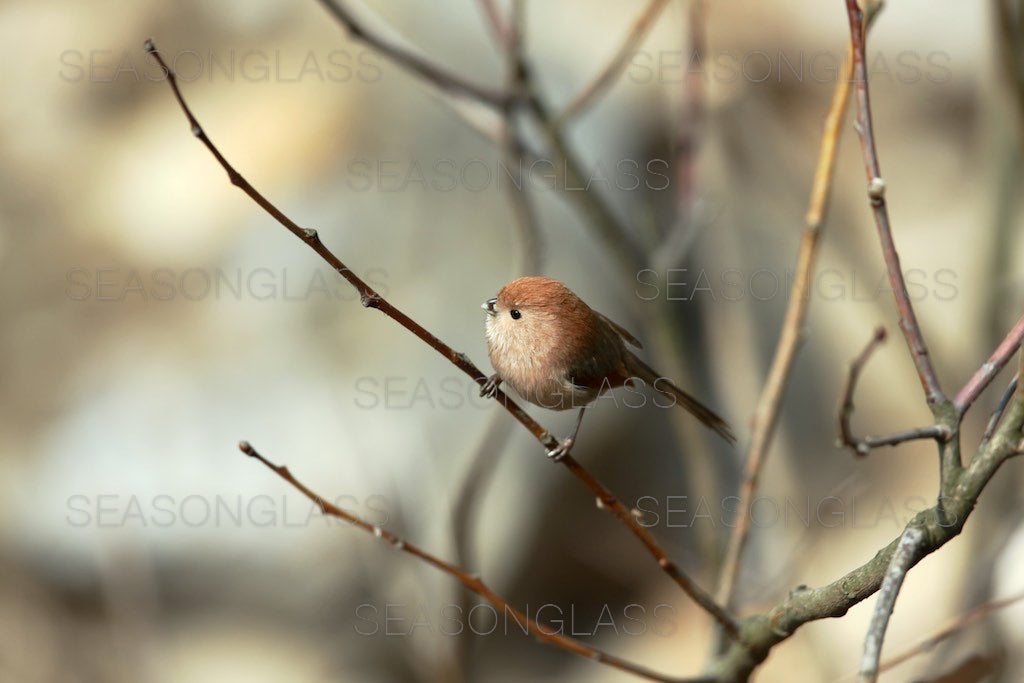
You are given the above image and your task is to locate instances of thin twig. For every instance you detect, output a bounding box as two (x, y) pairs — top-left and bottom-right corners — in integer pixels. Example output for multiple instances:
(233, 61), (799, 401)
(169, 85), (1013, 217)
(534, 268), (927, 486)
(980, 376), (1019, 448)
(836, 327), (947, 456)
(858, 526), (925, 683)
(475, 0), (511, 50)
(238, 442), (704, 683)
(872, 590), (1024, 677)
(144, 39), (550, 448)
(499, 0), (544, 274)
(526, 88), (647, 272)
(317, 0), (644, 273)
(715, 11), (869, 611)
(835, 327), (887, 457)
(844, 0), (945, 408)
(953, 314), (1024, 415)
(653, 0), (708, 272)
(146, 39), (739, 640)
(853, 425), (950, 453)
(315, 0), (508, 108)
(558, 455), (740, 638)
(555, 0), (671, 127)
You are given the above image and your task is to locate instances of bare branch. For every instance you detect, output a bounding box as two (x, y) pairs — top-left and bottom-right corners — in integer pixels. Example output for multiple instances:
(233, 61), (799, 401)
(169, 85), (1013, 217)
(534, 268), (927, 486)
(653, 0), (708, 272)
(836, 327), (887, 457)
(858, 526), (925, 683)
(450, 4), (543, 664)
(874, 590), (1024, 676)
(558, 454), (740, 638)
(555, 0), (670, 126)
(844, 0), (945, 408)
(716, 14), (867, 610)
(238, 442), (707, 683)
(475, 0), (511, 49)
(525, 88), (648, 272)
(315, 0), (508, 108)
(499, 0), (544, 274)
(715, 387), (1024, 680)
(836, 327), (950, 456)
(954, 314), (1024, 415)
(980, 376), (1019, 448)
(146, 39), (738, 640)
(143, 38), (548, 443)
(316, 0), (645, 273)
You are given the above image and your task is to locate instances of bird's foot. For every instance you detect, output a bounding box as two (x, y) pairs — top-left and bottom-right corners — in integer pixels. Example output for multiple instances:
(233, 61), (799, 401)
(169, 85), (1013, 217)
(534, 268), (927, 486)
(546, 437), (575, 462)
(479, 374), (502, 399)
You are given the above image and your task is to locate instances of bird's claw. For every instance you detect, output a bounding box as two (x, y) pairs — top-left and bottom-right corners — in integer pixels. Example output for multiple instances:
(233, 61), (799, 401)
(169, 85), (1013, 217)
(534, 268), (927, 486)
(480, 374), (501, 399)
(546, 437), (575, 462)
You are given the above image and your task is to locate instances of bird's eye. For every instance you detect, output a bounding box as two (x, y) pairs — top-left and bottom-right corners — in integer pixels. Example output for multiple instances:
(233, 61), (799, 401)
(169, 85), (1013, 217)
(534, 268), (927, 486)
(510, 309), (522, 320)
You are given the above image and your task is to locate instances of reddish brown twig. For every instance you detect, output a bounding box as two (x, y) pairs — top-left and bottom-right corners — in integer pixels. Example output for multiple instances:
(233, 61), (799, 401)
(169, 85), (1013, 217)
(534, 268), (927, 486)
(844, 0), (945, 408)
(835, 327), (946, 456)
(238, 442), (706, 683)
(837, 327), (888, 456)
(145, 39), (738, 640)
(954, 314), (1024, 415)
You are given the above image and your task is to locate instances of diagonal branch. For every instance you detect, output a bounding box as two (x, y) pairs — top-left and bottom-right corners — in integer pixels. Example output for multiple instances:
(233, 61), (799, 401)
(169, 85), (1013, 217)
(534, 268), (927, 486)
(145, 39), (739, 640)
(315, 0), (645, 273)
(954, 313), (1024, 415)
(238, 442), (707, 683)
(555, 0), (670, 126)
(653, 0), (708, 272)
(857, 526), (925, 683)
(715, 6), (878, 611)
(980, 376), (1020, 448)
(873, 590), (1024, 677)
(844, 0), (945, 408)
(315, 0), (508, 108)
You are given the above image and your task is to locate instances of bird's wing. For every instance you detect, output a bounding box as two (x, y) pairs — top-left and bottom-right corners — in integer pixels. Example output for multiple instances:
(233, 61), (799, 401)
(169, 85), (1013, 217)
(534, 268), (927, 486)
(594, 311), (643, 349)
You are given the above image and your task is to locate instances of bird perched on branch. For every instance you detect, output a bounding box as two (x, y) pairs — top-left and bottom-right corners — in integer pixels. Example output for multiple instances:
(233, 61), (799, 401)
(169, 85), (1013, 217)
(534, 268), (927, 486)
(481, 276), (734, 459)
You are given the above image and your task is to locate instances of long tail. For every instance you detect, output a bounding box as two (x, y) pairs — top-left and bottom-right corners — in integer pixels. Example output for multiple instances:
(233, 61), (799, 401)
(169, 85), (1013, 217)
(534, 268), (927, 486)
(625, 352), (735, 444)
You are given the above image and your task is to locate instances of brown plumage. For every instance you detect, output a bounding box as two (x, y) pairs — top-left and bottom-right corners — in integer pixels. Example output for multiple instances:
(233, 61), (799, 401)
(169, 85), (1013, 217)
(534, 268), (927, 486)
(481, 276), (734, 447)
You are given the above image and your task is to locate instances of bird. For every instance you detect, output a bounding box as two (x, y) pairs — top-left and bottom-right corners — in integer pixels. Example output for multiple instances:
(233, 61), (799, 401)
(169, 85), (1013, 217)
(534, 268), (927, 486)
(480, 276), (734, 459)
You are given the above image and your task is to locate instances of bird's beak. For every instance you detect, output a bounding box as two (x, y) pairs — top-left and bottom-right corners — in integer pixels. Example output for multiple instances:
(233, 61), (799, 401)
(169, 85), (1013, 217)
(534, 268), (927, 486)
(482, 298), (497, 316)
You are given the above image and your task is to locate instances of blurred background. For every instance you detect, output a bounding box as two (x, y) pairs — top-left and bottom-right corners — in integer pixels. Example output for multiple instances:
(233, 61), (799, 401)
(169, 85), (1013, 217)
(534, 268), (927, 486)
(3, 0), (1024, 681)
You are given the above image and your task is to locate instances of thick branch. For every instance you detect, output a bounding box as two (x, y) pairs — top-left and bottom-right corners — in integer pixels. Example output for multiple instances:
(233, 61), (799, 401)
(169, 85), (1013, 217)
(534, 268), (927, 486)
(714, 389), (1024, 681)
